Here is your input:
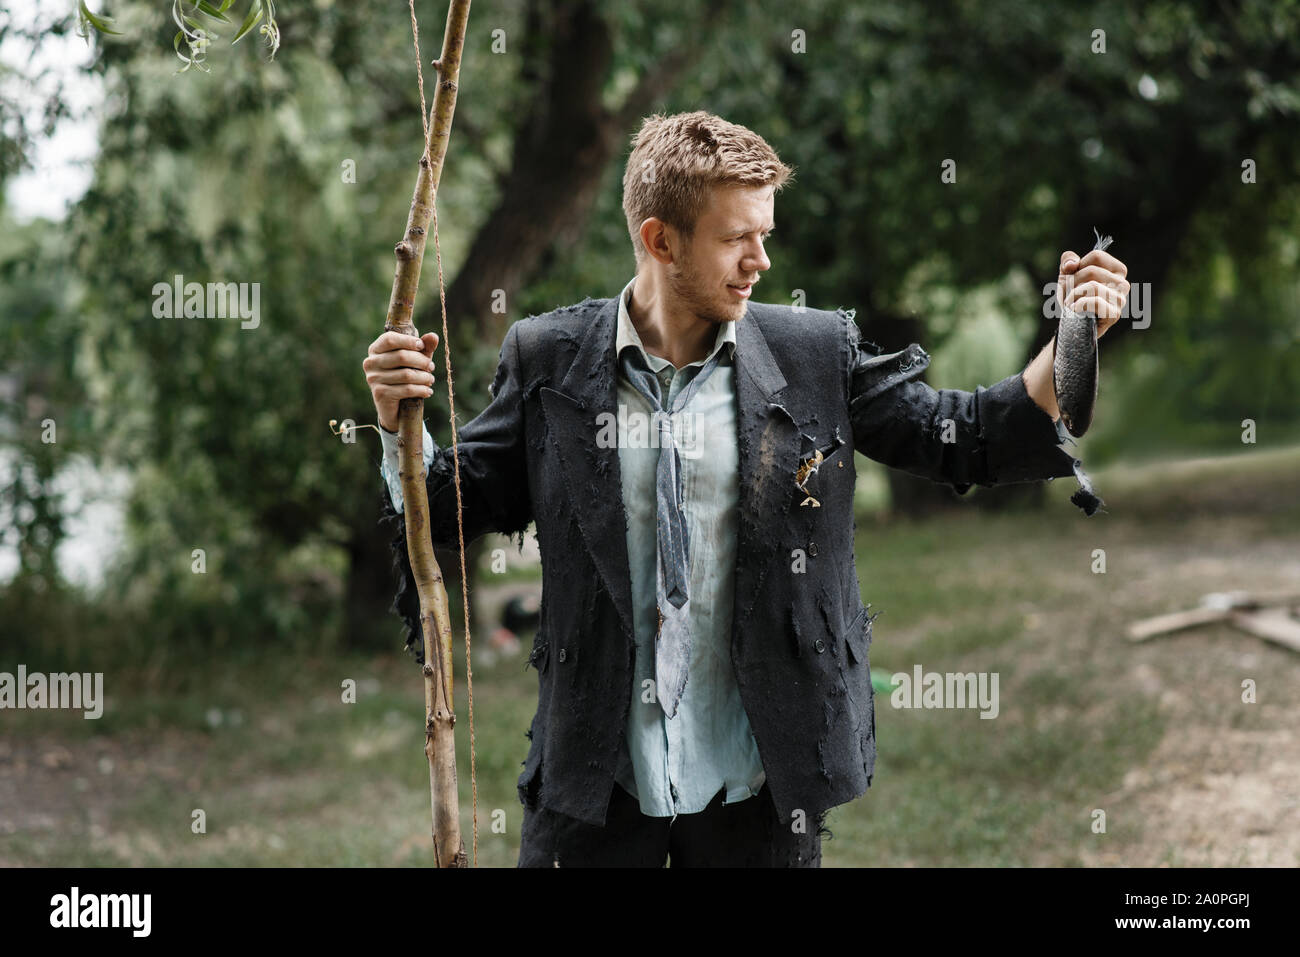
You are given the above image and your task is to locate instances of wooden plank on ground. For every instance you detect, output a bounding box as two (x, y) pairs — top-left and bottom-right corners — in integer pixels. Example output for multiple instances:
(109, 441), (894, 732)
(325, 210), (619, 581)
(1127, 607), (1234, 642)
(1229, 606), (1300, 654)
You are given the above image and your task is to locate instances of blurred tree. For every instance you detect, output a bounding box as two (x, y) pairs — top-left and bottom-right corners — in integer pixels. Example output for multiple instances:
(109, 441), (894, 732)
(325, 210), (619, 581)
(0, 217), (87, 593)
(59, 0), (735, 652)
(433, 0), (729, 344)
(657, 0), (1300, 511)
(7, 0), (1298, 661)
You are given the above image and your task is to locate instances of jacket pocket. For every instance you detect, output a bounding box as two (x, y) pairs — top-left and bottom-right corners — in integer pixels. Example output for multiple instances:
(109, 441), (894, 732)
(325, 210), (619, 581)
(844, 606), (872, 666)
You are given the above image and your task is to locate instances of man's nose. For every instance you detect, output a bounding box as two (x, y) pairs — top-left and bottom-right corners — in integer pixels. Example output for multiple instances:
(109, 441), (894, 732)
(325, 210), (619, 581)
(743, 241), (771, 273)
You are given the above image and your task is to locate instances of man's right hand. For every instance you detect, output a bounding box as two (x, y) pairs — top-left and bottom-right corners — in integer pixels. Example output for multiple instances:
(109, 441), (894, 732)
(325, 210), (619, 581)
(364, 331), (440, 432)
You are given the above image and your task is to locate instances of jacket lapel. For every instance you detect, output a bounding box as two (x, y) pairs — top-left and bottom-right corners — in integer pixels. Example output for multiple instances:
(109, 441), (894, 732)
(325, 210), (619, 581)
(538, 298), (808, 648)
(731, 305), (809, 637)
(538, 297), (637, 642)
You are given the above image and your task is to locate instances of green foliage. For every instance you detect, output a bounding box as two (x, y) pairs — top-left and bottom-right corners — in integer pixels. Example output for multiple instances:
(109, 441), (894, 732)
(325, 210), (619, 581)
(4, 0), (1298, 659)
(74, 1), (280, 73)
(38, 0), (540, 653)
(77, 2), (123, 38)
(677, 0), (1300, 457)
(0, 216), (90, 591)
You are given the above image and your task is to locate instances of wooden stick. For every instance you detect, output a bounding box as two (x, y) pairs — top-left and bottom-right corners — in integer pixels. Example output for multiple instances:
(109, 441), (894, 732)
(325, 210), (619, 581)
(383, 0), (473, 869)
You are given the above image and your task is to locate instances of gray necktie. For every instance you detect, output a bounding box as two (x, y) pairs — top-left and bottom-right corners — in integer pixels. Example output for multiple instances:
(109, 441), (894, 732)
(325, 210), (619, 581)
(619, 346), (725, 718)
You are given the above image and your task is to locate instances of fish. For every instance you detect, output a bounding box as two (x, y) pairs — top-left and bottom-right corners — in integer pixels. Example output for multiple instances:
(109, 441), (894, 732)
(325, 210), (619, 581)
(1053, 227), (1113, 438)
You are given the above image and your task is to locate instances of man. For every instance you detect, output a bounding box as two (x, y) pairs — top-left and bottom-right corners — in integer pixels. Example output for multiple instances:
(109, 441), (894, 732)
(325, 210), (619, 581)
(362, 111), (1130, 867)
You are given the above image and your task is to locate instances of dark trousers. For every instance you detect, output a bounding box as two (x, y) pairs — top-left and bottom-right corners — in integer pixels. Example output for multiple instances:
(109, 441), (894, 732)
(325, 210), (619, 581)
(517, 781), (823, 868)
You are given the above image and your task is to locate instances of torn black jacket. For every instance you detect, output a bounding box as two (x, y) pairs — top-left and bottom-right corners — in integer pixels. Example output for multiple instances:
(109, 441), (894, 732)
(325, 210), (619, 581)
(379, 295), (1096, 828)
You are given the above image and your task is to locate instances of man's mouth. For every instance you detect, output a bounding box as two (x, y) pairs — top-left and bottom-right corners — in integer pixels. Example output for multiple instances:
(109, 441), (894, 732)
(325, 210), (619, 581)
(727, 280), (756, 299)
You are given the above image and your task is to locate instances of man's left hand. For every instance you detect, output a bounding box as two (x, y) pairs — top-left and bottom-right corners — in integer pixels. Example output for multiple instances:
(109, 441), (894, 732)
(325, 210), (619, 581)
(1057, 248), (1130, 338)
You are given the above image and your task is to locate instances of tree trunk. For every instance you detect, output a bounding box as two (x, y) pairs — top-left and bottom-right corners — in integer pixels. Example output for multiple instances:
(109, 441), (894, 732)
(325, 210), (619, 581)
(420, 0), (729, 344)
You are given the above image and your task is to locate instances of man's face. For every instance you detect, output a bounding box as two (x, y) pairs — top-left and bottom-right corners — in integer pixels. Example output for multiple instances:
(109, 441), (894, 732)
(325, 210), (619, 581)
(668, 183), (774, 324)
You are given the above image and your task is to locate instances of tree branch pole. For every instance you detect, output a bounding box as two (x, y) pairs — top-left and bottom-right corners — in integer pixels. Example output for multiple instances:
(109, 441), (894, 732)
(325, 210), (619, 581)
(383, 0), (472, 869)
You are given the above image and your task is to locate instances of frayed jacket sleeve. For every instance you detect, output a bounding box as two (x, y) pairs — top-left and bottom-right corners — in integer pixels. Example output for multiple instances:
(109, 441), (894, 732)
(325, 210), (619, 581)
(378, 321), (534, 660)
(840, 309), (1102, 514)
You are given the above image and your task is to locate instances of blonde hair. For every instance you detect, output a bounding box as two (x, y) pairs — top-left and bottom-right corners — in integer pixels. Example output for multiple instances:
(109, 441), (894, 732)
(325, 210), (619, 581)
(621, 111), (794, 261)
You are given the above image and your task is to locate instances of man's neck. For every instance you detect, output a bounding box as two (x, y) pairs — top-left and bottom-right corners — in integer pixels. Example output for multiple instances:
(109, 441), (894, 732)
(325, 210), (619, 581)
(628, 271), (720, 369)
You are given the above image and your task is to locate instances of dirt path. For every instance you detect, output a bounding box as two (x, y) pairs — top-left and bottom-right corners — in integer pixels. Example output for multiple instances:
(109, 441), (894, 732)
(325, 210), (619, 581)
(1070, 525), (1300, 866)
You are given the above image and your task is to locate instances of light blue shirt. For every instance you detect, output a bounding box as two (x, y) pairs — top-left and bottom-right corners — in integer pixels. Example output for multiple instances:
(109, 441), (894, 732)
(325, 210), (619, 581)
(610, 277), (765, 818)
(379, 419), (434, 515)
(378, 278), (766, 819)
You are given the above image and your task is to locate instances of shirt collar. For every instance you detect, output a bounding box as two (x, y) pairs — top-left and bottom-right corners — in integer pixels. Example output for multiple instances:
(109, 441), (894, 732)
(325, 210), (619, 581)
(615, 276), (738, 372)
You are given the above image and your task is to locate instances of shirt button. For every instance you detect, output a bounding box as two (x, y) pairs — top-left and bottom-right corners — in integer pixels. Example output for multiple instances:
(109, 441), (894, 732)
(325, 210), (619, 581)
(558, 648), (567, 663)
(814, 639), (826, 653)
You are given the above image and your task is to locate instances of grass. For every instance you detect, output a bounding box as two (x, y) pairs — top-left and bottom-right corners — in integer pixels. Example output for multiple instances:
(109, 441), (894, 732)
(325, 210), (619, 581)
(3, 443), (1297, 866)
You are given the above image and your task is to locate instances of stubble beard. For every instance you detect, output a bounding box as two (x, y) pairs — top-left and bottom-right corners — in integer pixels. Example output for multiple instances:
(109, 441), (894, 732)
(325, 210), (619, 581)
(668, 256), (746, 326)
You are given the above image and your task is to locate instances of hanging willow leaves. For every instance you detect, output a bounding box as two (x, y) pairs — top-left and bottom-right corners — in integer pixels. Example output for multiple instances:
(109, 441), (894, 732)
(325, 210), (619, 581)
(195, 0), (234, 22)
(76, 1), (122, 37)
(77, 1), (279, 69)
(231, 0), (267, 46)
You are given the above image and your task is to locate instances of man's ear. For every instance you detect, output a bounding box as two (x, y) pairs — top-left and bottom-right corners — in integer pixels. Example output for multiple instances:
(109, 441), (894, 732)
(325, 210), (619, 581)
(639, 217), (677, 266)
